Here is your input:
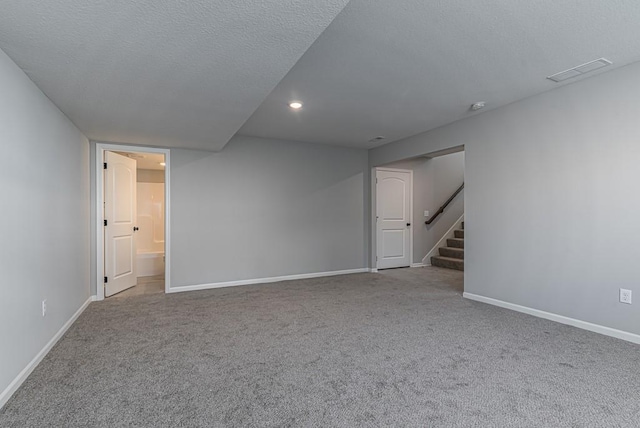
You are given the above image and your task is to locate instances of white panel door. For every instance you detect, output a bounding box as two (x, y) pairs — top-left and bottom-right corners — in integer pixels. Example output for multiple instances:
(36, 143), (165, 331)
(376, 169), (412, 269)
(104, 151), (138, 297)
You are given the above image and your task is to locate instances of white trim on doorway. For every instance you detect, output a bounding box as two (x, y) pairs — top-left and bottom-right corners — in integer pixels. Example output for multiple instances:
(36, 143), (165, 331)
(374, 167), (413, 270)
(95, 143), (171, 301)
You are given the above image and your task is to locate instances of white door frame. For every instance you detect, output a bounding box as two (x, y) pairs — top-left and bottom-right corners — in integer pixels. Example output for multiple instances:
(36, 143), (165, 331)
(95, 143), (171, 301)
(374, 167), (413, 270)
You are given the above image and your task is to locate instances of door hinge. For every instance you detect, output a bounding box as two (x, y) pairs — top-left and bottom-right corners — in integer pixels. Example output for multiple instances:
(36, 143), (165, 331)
(103, 162), (107, 169)
(104, 276), (108, 283)
(104, 219), (107, 226)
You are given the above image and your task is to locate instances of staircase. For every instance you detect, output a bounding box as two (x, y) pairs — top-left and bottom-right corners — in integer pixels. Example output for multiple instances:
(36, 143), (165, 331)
(431, 222), (464, 271)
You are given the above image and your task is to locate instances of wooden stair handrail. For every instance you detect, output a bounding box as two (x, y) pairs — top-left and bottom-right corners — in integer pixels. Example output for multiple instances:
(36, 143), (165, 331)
(425, 183), (464, 225)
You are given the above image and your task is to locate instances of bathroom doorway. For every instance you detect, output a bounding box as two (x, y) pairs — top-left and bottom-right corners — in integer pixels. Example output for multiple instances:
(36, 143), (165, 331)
(95, 143), (171, 300)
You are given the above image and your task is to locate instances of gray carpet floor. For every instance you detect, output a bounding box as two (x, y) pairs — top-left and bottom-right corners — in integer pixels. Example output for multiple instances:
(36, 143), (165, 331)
(1, 267), (639, 427)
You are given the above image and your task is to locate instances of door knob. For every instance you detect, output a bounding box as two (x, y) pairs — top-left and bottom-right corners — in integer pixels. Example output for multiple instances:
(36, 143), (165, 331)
(407, 223), (411, 227)
(133, 226), (139, 232)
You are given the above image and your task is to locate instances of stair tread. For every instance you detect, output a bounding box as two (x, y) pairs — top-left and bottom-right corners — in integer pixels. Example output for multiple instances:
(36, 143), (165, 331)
(447, 237), (464, 249)
(432, 256), (464, 262)
(431, 254), (464, 271)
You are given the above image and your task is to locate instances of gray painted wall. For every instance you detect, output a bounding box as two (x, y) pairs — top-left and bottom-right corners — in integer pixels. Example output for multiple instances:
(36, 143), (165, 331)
(171, 136), (369, 287)
(0, 48), (90, 396)
(383, 152), (465, 263)
(371, 61), (640, 336)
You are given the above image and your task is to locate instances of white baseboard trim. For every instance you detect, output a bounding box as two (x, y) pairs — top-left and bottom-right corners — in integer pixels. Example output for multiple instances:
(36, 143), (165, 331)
(168, 268), (371, 293)
(463, 292), (640, 345)
(411, 263), (426, 268)
(0, 296), (93, 410)
(370, 268), (378, 273)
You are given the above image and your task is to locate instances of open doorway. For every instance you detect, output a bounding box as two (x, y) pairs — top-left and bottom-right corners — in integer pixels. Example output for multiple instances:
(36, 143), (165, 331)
(373, 146), (464, 290)
(95, 143), (171, 300)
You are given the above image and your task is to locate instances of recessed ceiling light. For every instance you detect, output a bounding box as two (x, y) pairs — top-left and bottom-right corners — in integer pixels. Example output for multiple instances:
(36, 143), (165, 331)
(470, 102), (486, 111)
(289, 101), (303, 109)
(159, 162), (166, 166)
(368, 136), (386, 143)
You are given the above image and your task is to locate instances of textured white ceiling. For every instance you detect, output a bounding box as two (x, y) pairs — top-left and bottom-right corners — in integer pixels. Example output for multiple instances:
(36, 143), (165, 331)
(3, 1), (640, 151)
(0, 0), (350, 150)
(239, 0), (640, 148)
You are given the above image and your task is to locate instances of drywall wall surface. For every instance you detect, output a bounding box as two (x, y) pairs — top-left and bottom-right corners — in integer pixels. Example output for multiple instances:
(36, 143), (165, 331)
(370, 61), (640, 335)
(0, 48), (90, 398)
(171, 136), (369, 287)
(137, 169), (165, 183)
(383, 152), (464, 263)
(370, 124), (467, 168)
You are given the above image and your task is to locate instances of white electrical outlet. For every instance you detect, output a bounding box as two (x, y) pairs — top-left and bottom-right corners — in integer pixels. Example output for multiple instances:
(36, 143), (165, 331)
(620, 289), (632, 304)
(424, 210), (429, 217)
(42, 299), (47, 317)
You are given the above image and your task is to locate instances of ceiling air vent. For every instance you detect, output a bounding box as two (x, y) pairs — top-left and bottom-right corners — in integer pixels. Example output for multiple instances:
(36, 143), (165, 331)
(547, 58), (612, 82)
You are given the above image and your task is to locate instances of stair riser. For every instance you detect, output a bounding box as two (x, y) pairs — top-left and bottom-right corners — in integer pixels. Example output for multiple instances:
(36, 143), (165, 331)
(447, 238), (464, 248)
(454, 230), (464, 238)
(439, 247), (464, 259)
(431, 257), (464, 271)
